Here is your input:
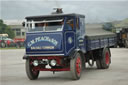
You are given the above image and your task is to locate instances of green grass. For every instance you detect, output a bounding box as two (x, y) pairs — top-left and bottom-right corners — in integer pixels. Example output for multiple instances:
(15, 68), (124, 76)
(0, 47), (25, 50)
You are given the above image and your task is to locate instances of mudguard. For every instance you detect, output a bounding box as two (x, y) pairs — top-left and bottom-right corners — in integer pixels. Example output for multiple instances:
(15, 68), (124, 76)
(69, 49), (86, 70)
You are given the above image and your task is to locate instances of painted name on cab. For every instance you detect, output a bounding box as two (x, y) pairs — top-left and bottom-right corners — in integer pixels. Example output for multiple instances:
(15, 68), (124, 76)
(27, 36), (58, 47)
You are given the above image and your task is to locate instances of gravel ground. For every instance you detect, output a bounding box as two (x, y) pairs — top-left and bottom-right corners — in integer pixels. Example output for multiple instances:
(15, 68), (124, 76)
(0, 48), (128, 85)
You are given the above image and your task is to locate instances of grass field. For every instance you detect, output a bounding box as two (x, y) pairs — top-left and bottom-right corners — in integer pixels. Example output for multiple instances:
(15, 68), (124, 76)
(0, 47), (25, 50)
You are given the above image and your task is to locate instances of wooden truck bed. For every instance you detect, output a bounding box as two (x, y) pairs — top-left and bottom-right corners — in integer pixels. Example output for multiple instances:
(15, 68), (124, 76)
(85, 24), (116, 51)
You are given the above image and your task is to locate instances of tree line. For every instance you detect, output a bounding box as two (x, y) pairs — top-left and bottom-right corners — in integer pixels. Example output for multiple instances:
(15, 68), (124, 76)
(0, 19), (15, 39)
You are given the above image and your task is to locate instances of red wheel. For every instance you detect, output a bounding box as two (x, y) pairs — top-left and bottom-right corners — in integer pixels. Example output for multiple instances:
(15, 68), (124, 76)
(96, 48), (111, 69)
(70, 53), (82, 80)
(76, 57), (81, 76)
(101, 48), (111, 69)
(105, 52), (110, 65)
(26, 59), (40, 80)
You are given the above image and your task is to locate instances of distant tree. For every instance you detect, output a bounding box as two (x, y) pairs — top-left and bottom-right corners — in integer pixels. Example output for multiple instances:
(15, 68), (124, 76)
(0, 19), (15, 38)
(0, 19), (3, 24)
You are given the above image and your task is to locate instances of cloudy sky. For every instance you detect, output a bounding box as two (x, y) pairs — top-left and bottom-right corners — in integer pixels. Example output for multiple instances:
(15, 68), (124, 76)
(0, 0), (128, 23)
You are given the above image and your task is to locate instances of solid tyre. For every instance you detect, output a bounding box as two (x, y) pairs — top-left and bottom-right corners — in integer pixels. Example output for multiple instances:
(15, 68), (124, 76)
(26, 59), (40, 80)
(96, 59), (102, 69)
(70, 53), (82, 80)
(100, 48), (111, 69)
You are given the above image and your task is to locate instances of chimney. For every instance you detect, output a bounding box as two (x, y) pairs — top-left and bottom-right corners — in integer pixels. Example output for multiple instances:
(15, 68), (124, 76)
(52, 8), (63, 14)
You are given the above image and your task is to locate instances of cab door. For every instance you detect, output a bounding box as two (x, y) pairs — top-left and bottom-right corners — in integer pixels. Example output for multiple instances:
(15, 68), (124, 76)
(64, 17), (75, 55)
(76, 17), (86, 53)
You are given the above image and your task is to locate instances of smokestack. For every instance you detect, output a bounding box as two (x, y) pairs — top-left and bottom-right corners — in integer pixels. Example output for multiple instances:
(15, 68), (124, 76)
(52, 8), (63, 14)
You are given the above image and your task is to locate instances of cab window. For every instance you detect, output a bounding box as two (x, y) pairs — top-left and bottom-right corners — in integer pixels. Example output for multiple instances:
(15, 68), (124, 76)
(64, 18), (74, 30)
(76, 18), (79, 30)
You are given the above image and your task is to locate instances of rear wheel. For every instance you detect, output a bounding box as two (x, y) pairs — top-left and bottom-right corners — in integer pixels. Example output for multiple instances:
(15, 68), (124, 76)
(96, 59), (102, 69)
(101, 48), (111, 69)
(96, 48), (111, 69)
(26, 59), (40, 80)
(70, 53), (82, 80)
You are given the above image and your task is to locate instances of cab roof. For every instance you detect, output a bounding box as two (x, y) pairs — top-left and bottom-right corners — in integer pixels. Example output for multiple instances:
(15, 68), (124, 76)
(25, 13), (85, 21)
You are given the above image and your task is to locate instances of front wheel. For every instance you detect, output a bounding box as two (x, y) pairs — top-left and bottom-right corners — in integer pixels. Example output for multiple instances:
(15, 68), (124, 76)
(70, 53), (82, 80)
(26, 59), (40, 80)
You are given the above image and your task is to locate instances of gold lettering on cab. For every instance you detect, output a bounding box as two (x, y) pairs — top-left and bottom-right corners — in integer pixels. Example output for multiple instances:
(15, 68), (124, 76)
(28, 36), (58, 47)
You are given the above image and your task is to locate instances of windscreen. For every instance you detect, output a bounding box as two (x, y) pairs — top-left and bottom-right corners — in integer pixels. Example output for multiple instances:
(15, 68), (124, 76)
(27, 19), (64, 32)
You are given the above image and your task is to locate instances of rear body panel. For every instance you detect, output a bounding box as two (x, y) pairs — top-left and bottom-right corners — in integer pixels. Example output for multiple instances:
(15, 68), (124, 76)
(86, 34), (116, 51)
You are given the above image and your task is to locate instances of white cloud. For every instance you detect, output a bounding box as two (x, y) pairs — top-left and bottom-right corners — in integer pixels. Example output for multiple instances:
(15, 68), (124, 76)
(1, 0), (128, 23)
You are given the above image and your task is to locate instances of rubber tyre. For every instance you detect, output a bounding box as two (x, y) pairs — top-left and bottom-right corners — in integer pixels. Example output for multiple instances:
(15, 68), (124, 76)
(26, 59), (40, 80)
(96, 59), (102, 69)
(100, 48), (111, 69)
(70, 53), (82, 80)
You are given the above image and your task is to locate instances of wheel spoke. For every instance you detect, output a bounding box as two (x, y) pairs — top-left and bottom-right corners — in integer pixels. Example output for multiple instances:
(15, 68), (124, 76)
(32, 68), (38, 75)
(30, 60), (38, 75)
(76, 57), (81, 75)
(105, 52), (109, 65)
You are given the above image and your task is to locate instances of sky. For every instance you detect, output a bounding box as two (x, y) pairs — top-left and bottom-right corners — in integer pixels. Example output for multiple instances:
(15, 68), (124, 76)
(0, 0), (128, 23)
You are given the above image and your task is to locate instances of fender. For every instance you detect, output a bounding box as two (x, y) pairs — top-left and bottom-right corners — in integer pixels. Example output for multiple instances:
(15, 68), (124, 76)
(69, 49), (86, 58)
(69, 49), (81, 59)
(69, 49), (86, 70)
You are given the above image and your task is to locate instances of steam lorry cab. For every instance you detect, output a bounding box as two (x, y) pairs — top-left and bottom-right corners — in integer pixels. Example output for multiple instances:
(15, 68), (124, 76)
(23, 12), (116, 80)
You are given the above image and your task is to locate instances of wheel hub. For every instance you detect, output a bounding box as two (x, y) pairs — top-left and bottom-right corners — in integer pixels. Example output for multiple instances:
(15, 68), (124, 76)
(105, 52), (109, 65)
(76, 57), (81, 75)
